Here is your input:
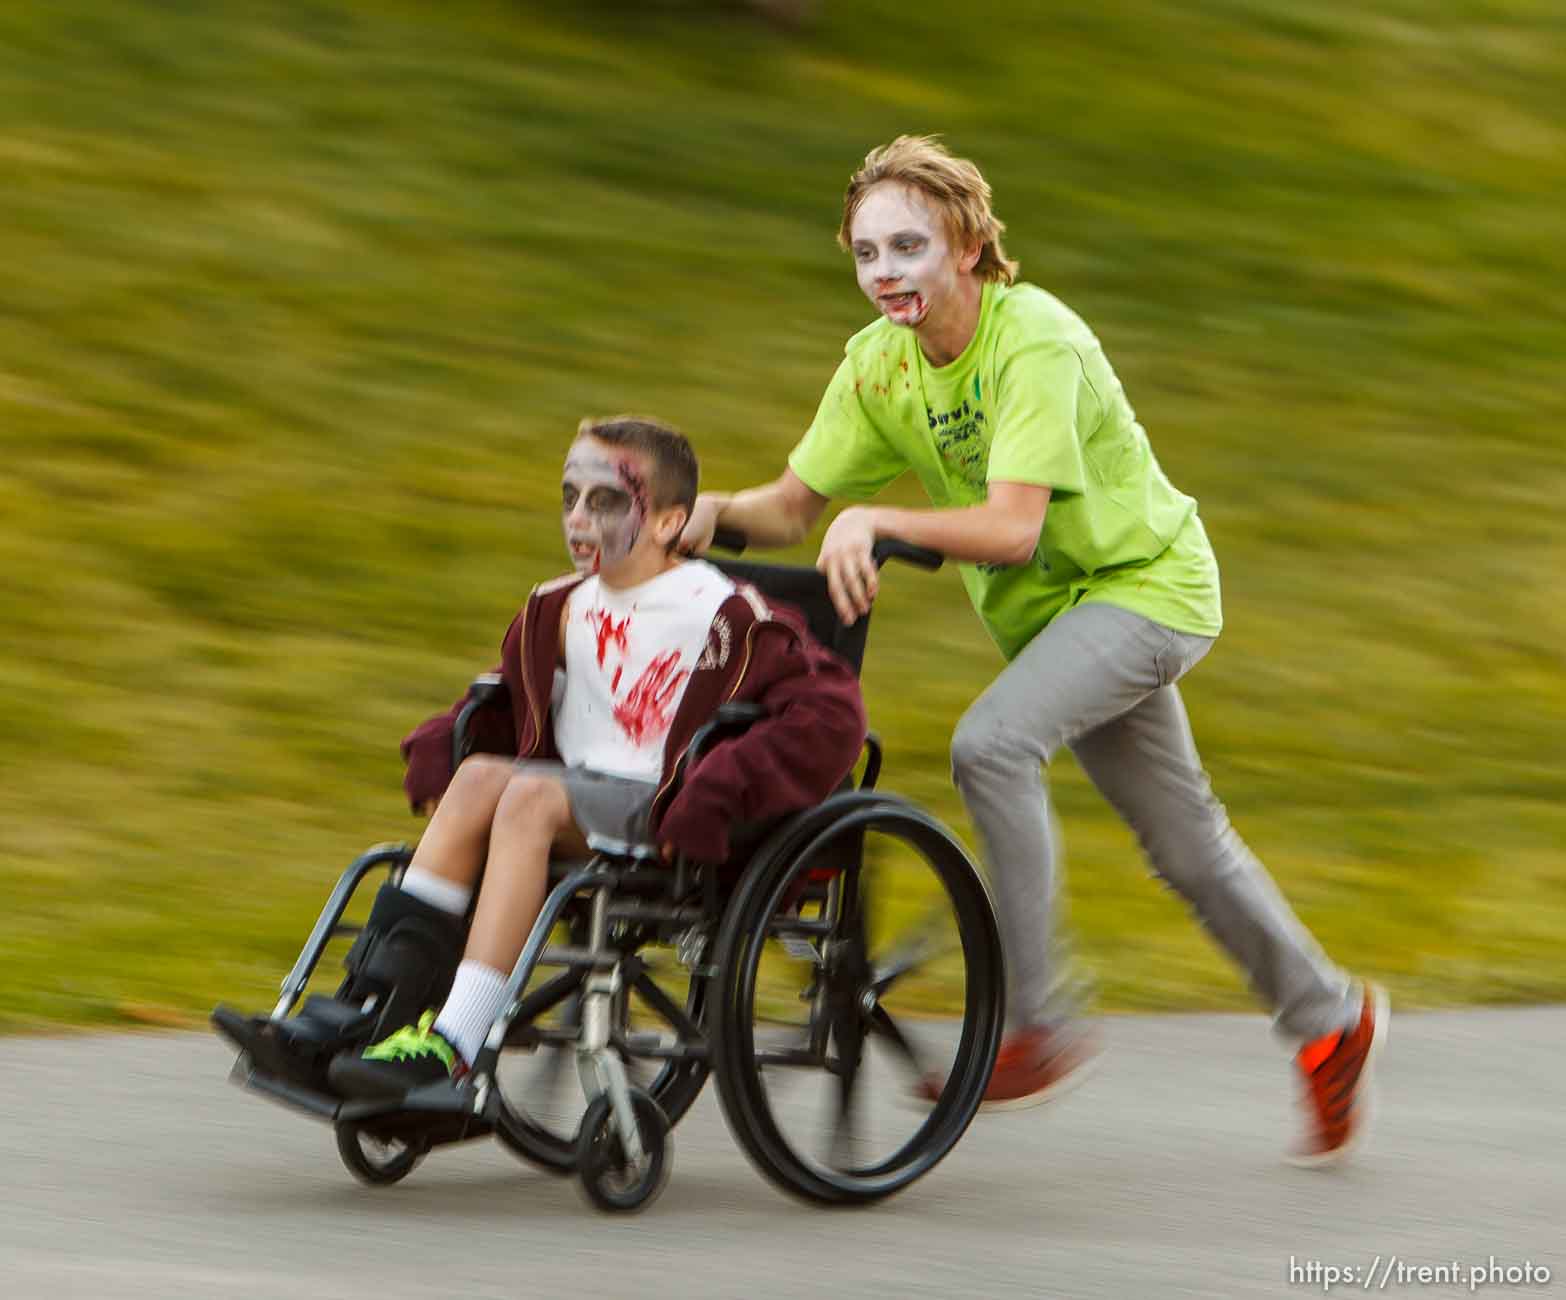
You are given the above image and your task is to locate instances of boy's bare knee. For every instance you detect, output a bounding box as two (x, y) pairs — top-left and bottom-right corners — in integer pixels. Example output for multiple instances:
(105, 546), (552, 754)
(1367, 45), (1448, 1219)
(495, 772), (573, 831)
(426, 757), (515, 834)
(450, 755), (515, 796)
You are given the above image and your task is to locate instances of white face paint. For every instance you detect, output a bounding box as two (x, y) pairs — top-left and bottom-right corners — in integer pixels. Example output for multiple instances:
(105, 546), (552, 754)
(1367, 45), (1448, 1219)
(560, 438), (649, 575)
(849, 182), (961, 329)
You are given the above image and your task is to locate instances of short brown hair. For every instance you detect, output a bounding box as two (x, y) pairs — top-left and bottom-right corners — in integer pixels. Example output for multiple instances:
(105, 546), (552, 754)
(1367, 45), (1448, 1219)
(575, 415), (699, 515)
(838, 135), (1019, 285)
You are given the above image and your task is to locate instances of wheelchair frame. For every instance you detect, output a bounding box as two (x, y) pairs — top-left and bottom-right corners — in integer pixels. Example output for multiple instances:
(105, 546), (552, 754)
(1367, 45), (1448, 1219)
(220, 538), (1006, 1211)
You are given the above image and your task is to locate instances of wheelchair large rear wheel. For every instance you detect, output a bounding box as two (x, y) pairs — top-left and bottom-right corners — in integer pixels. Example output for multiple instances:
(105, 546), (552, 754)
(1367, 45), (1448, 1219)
(710, 796), (1004, 1205)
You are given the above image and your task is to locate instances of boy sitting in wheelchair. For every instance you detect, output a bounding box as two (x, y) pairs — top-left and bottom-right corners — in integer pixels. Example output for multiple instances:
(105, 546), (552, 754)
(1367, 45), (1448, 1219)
(228, 415), (868, 1102)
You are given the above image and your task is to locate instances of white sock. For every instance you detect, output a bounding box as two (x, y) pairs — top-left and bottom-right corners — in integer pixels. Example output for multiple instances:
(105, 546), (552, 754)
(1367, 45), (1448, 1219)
(433, 960), (509, 1066)
(399, 866), (472, 917)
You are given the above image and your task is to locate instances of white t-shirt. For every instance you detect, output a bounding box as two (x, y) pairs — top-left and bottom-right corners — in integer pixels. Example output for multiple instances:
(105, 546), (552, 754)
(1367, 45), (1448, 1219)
(553, 561), (735, 782)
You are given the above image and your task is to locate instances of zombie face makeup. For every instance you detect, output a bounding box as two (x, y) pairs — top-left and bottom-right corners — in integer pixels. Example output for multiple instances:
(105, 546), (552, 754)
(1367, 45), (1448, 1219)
(849, 182), (962, 329)
(560, 439), (650, 575)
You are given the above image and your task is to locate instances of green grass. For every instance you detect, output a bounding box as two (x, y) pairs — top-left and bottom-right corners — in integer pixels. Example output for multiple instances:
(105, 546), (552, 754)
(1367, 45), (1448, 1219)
(2, 0), (1563, 1030)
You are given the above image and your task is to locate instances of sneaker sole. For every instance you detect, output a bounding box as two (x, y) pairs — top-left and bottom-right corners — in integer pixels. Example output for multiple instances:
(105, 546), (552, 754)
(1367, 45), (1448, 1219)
(1285, 983), (1389, 1169)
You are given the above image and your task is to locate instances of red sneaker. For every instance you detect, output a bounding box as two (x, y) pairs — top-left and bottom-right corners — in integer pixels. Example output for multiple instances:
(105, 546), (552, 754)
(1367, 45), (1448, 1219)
(915, 1023), (1102, 1111)
(983, 1023), (1102, 1110)
(1287, 983), (1389, 1167)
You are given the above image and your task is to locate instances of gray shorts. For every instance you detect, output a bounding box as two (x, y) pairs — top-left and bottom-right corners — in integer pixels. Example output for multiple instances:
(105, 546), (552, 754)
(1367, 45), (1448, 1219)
(512, 760), (658, 847)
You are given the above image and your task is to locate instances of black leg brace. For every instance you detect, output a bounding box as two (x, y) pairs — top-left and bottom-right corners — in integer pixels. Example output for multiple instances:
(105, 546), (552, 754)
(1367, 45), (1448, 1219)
(212, 882), (466, 1089)
(339, 881), (467, 1039)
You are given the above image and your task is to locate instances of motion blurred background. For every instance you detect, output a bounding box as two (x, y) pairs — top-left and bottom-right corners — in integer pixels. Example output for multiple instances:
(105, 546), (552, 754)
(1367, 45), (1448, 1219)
(2, 0), (1561, 1031)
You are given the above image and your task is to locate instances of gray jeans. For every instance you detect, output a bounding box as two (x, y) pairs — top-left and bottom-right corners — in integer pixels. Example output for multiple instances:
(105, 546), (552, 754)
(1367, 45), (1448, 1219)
(950, 602), (1356, 1042)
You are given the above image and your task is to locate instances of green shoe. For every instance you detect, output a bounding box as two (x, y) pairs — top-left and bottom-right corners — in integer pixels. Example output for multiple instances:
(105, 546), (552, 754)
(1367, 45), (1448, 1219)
(328, 1011), (466, 1100)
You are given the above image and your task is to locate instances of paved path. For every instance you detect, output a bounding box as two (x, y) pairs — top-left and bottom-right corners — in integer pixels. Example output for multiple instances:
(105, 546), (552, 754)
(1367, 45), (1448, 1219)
(2, 1009), (1561, 1298)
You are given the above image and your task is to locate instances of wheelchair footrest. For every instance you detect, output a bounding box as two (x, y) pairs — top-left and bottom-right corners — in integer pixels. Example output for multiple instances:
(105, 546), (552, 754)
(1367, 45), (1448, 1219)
(229, 1054), (490, 1148)
(228, 1053), (344, 1123)
(212, 997), (377, 1091)
(339, 1080), (479, 1123)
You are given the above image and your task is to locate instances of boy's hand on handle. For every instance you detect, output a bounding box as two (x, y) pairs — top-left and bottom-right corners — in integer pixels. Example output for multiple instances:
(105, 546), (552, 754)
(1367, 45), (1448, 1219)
(678, 494), (724, 555)
(818, 506), (879, 624)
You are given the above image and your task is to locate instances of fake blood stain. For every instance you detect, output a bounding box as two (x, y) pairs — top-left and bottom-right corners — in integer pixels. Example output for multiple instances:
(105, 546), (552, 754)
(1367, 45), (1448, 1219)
(587, 609), (631, 667)
(612, 651), (689, 745)
(613, 461), (649, 557)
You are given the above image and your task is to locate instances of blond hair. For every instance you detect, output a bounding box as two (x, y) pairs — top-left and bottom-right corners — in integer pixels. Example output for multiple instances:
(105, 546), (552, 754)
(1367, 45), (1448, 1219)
(837, 135), (1019, 285)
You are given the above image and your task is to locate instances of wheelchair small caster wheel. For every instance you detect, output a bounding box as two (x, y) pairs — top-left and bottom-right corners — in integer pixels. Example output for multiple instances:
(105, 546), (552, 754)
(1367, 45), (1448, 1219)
(335, 1120), (426, 1187)
(574, 1088), (671, 1213)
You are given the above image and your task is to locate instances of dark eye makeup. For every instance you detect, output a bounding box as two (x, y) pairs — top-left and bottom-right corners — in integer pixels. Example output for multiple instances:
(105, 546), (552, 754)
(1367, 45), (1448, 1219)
(586, 488), (630, 514)
(563, 484), (631, 515)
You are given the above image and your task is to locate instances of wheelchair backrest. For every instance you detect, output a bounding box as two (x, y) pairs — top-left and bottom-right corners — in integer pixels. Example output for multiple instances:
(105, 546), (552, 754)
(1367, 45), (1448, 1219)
(707, 559), (870, 678)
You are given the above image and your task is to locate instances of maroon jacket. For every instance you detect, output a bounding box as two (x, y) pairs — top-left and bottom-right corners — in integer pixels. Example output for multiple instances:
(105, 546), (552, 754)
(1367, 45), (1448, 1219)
(401, 570), (868, 863)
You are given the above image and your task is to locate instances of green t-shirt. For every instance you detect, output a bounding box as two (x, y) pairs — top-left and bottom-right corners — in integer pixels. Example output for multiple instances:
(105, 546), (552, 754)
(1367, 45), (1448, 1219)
(789, 280), (1223, 660)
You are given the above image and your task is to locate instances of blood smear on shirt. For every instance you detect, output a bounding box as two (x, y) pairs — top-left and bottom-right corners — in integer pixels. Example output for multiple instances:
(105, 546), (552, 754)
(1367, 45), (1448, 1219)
(613, 651), (689, 745)
(588, 609), (631, 666)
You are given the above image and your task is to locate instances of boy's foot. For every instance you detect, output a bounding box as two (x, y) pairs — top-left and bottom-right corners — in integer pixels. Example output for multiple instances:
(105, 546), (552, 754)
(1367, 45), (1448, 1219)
(1287, 983), (1389, 1167)
(980, 1022), (1102, 1110)
(328, 1011), (468, 1100)
(915, 1022), (1102, 1111)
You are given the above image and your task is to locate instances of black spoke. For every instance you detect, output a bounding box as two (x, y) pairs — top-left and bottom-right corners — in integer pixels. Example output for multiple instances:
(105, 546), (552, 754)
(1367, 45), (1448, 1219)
(865, 1002), (926, 1079)
(825, 861), (872, 1170)
(712, 797), (1006, 1205)
(827, 1009), (866, 1168)
(869, 920), (961, 999)
(630, 967), (703, 1041)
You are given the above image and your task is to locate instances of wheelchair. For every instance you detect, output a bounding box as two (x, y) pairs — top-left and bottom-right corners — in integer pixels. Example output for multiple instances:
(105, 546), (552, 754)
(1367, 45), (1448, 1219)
(213, 533), (1006, 1212)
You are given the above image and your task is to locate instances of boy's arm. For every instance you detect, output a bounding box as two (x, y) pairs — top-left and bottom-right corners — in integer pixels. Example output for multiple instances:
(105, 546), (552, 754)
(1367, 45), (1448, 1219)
(817, 482), (1050, 623)
(399, 670), (508, 813)
(401, 696), (464, 814)
(400, 608), (528, 813)
(656, 626), (866, 862)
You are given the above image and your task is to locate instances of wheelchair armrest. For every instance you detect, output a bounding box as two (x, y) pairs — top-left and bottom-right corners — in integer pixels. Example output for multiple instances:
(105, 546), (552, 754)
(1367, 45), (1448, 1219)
(681, 701), (764, 774)
(452, 673), (512, 773)
(680, 703), (878, 792)
(468, 672), (508, 707)
(859, 731), (883, 791)
(714, 700), (763, 726)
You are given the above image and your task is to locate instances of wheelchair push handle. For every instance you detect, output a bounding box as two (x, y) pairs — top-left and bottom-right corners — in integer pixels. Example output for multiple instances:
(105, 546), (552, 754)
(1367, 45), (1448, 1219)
(709, 526), (943, 572)
(870, 538), (943, 571)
